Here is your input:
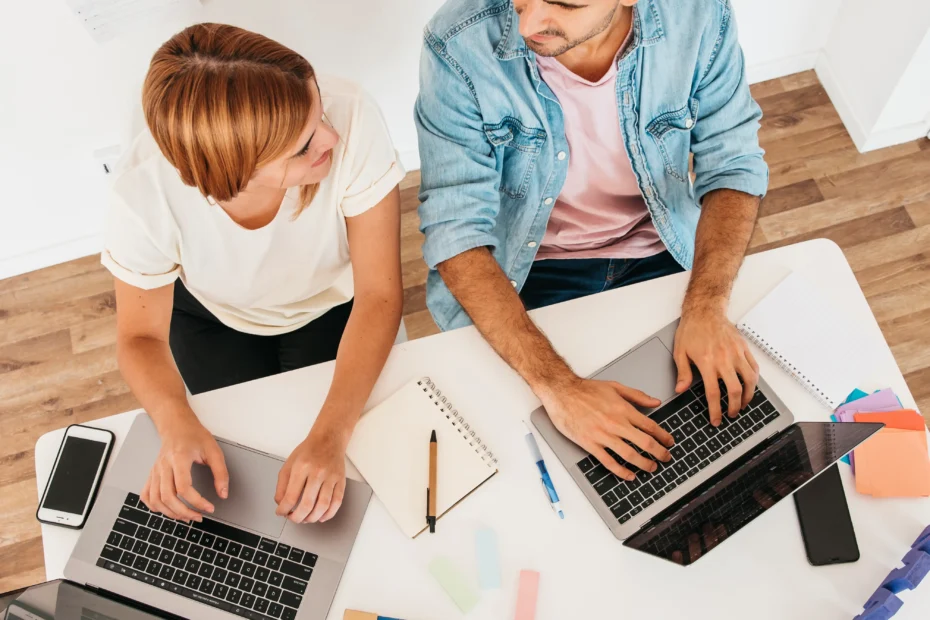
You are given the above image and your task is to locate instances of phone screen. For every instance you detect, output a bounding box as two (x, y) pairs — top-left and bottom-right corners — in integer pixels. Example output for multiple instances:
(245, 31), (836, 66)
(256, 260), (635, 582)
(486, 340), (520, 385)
(42, 436), (108, 514)
(793, 464), (859, 565)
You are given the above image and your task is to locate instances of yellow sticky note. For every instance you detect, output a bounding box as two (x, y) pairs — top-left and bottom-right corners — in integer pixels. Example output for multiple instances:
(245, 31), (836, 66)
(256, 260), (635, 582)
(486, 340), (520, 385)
(855, 428), (930, 497)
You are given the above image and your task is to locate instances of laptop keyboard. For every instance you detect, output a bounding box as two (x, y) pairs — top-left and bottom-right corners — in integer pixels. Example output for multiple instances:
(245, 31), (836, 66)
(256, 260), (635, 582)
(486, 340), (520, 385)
(577, 379), (782, 526)
(96, 492), (315, 620)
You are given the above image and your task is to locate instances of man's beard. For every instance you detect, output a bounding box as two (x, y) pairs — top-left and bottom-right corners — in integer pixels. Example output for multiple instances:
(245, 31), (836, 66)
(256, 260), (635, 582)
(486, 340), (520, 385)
(523, 2), (620, 58)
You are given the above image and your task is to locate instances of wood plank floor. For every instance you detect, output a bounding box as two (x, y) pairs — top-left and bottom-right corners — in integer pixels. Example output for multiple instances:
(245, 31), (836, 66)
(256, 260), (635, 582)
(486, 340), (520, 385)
(1, 70), (929, 594)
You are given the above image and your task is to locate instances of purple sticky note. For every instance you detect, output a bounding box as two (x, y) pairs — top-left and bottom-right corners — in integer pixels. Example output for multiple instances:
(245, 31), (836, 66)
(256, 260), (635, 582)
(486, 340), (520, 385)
(835, 388), (902, 416)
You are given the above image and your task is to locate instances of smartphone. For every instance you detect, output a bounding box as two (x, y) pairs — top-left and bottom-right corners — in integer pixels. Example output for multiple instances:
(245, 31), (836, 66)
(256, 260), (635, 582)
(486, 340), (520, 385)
(36, 424), (114, 529)
(793, 464), (859, 565)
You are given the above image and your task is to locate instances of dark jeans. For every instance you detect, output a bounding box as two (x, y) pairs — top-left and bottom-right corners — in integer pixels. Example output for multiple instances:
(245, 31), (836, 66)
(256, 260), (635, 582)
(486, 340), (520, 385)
(520, 250), (685, 311)
(169, 280), (352, 395)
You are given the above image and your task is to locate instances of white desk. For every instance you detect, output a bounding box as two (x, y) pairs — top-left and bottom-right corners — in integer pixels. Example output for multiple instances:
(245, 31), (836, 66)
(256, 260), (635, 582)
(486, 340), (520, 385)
(36, 239), (930, 619)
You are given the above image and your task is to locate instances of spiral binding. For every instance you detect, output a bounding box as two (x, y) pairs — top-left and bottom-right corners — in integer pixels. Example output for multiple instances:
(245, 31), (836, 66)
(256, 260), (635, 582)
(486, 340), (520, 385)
(417, 377), (499, 468)
(738, 324), (836, 409)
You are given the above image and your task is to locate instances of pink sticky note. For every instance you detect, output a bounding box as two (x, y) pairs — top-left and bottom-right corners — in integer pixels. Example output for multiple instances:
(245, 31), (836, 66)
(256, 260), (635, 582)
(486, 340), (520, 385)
(514, 570), (540, 620)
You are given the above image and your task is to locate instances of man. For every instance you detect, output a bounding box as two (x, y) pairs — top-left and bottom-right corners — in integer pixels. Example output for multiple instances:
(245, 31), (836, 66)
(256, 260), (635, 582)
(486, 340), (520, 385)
(415, 0), (768, 482)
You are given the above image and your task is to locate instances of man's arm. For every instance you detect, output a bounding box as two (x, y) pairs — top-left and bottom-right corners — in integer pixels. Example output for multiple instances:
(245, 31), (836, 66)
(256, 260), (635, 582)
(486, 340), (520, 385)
(674, 1), (768, 425)
(439, 248), (673, 480)
(673, 189), (761, 424)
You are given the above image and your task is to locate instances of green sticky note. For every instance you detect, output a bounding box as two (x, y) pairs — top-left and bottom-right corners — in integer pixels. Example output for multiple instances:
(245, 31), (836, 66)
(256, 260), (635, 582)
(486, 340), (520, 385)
(428, 556), (479, 612)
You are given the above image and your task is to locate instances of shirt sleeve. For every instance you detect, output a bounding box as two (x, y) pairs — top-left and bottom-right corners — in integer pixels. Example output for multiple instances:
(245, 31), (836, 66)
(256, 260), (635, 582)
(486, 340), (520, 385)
(340, 94), (406, 218)
(414, 32), (503, 270)
(100, 189), (180, 289)
(691, 0), (769, 202)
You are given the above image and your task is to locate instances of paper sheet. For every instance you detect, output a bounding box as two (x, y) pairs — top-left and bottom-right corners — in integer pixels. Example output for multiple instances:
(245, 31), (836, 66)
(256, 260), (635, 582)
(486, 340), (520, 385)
(855, 428), (930, 497)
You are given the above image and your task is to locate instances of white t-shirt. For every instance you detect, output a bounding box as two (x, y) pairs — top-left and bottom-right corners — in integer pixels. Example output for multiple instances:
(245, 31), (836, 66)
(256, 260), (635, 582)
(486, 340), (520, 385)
(102, 76), (404, 336)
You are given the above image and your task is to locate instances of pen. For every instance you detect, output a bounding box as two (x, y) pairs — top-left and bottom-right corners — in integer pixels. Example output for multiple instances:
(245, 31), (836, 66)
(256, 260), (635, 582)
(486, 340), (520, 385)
(426, 429), (437, 533)
(524, 422), (564, 519)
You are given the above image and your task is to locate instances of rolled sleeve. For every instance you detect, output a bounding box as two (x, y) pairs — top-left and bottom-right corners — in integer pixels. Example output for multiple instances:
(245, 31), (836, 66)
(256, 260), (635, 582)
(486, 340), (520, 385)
(340, 96), (406, 217)
(101, 191), (180, 290)
(415, 33), (502, 270)
(691, 1), (769, 203)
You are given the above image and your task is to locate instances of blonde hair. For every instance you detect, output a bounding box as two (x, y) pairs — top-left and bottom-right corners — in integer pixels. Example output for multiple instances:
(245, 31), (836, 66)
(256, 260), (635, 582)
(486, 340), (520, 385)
(142, 23), (318, 212)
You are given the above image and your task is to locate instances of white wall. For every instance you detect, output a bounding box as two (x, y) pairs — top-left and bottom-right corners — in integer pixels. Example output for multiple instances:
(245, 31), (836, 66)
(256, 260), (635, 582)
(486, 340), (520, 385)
(0, 0), (874, 278)
(816, 0), (930, 151)
(732, 0), (844, 83)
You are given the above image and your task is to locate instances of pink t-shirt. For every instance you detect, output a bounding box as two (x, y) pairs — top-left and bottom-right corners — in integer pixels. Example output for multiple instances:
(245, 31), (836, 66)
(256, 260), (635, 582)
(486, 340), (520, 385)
(535, 43), (665, 260)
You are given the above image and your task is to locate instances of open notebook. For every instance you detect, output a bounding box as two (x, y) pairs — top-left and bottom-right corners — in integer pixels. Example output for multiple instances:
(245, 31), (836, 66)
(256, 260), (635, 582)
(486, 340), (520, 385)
(346, 377), (499, 538)
(737, 272), (872, 410)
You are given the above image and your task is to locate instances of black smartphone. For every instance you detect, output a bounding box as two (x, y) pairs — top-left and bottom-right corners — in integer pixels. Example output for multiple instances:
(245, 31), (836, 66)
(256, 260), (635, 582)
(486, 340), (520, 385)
(36, 424), (114, 529)
(793, 464), (859, 565)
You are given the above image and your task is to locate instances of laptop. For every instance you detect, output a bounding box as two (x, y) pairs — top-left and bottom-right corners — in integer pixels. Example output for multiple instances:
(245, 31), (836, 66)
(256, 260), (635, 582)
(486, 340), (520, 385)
(62, 413), (372, 619)
(531, 318), (882, 565)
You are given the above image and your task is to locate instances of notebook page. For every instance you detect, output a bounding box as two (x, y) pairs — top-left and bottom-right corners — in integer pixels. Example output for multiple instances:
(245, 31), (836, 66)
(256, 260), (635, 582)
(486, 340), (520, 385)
(346, 380), (496, 538)
(737, 272), (871, 409)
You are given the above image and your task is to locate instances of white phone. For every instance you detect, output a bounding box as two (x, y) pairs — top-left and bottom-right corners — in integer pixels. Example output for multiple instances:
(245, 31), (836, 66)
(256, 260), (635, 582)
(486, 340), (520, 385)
(36, 424), (114, 529)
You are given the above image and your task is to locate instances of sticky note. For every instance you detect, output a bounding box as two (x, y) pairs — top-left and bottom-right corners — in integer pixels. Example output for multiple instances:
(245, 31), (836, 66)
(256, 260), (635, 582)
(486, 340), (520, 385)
(835, 388), (902, 415)
(475, 528), (502, 589)
(514, 570), (540, 620)
(344, 612), (404, 620)
(428, 556), (479, 613)
(855, 428), (930, 497)
(843, 388), (869, 404)
(854, 410), (925, 432)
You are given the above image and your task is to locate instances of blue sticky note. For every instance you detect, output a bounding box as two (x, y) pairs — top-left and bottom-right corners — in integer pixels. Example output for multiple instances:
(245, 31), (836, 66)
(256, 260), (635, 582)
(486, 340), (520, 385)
(475, 528), (502, 590)
(843, 388), (869, 405)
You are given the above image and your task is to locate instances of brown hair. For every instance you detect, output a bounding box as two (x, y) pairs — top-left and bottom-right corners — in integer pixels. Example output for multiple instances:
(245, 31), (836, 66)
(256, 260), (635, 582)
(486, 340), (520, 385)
(142, 23), (318, 211)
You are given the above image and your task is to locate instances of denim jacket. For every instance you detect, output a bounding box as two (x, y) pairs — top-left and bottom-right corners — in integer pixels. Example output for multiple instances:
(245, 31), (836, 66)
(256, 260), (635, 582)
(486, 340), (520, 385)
(416, 0), (768, 331)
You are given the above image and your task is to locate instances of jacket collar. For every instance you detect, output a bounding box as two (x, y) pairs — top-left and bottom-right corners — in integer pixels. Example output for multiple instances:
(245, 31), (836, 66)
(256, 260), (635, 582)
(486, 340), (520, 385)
(495, 0), (666, 60)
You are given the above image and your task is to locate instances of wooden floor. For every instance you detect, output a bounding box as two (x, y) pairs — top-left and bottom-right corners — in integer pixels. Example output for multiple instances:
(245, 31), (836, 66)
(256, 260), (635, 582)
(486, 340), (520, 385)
(1, 70), (929, 594)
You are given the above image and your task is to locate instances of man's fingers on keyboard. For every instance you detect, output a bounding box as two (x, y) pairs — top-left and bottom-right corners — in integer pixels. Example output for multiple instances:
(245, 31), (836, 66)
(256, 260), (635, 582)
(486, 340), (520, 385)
(592, 447), (634, 481)
(738, 353), (759, 409)
(607, 436), (656, 473)
(632, 414), (675, 448)
(627, 427), (670, 462)
(721, 369), (742, 417)
(700, 366), (723, 425)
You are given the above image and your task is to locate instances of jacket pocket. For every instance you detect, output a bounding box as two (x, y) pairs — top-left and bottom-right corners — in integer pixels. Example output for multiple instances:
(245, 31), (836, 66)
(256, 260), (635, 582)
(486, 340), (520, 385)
(484, 117), (546, 199)
(646, 99), (699, 183)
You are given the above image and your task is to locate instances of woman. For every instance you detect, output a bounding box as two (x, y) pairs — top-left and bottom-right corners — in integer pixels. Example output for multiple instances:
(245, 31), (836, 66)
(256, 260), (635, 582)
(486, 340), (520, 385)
(104, 23), (404, 525)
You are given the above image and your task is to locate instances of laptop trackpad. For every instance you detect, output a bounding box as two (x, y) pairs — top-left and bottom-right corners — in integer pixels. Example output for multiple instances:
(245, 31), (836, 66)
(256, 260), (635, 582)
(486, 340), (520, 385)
(190, 441), (287, 539)
(593, 336), (679, 408)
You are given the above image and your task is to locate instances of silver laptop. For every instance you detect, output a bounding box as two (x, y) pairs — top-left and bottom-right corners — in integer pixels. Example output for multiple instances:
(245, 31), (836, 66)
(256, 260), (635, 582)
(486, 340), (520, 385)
(64, 413), (371, 619)
(531, 318), (882, 564)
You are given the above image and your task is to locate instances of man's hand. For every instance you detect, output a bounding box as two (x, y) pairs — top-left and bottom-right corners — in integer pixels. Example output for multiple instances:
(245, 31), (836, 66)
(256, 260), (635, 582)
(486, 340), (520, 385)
(274, 421), (349, 524)
(141, 414), (229, 522)
(538, 378), (674, 480)
(672, 307), (759, 426)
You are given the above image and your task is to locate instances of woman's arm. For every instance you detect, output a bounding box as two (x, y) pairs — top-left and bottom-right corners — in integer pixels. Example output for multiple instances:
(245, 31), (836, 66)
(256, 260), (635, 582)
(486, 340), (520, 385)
(274, 186), (403, 523)
(115, 279), (229, 521)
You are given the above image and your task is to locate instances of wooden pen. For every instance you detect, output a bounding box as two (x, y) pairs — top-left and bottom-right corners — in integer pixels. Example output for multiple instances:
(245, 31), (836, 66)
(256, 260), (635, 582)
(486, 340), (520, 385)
(427, 429), (437, 533)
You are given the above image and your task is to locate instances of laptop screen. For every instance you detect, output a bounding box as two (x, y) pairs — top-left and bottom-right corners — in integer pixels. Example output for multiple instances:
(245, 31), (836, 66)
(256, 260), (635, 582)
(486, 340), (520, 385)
(623, 422), (882, 565)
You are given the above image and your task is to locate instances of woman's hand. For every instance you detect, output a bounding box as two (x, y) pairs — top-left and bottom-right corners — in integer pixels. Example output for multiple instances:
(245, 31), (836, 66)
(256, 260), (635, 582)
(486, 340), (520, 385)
(274, 420), (349, 524)
(141, 413), (229, 522)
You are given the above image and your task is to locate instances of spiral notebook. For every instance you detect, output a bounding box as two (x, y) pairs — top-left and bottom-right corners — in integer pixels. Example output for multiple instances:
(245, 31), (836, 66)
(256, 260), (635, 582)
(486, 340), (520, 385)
(346, 377), (499, 538)
(737, 272), (872, 410)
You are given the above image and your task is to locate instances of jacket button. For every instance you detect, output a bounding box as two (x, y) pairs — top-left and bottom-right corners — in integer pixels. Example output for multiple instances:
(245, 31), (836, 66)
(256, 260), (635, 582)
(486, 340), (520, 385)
(557, 151), (567, 160)
(544, 197), (554, 205)
(510, 280), (517, 288)
(685, 118), (694, 129)
(527, 241), (537, 248)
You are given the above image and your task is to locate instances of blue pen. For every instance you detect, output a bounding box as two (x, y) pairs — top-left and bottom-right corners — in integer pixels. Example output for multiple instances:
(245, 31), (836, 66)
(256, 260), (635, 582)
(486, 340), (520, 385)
(524, 422), (564, 519)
